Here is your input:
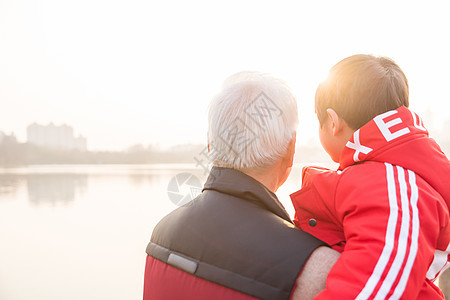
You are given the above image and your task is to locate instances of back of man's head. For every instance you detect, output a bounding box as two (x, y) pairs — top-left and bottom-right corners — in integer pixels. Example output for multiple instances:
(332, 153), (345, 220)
(208, 71), (298, 170)
(315, 54), (409, 130)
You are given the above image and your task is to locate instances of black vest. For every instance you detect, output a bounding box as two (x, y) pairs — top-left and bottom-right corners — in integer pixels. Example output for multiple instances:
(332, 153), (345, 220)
(147, 167), (324, 300)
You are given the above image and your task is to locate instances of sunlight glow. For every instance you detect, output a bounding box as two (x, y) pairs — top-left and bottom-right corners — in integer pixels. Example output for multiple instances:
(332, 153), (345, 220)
(0, 0), (449, 150)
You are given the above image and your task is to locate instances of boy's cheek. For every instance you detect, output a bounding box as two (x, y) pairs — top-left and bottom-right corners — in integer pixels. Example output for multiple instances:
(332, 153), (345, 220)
(319, 132), (339, 162)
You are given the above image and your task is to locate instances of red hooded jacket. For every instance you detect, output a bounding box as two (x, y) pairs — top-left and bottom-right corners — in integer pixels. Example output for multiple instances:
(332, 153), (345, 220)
(291, 106), (450, 299)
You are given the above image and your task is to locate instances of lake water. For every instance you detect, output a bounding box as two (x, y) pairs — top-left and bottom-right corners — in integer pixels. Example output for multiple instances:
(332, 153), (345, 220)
(0, 164), (318, 300)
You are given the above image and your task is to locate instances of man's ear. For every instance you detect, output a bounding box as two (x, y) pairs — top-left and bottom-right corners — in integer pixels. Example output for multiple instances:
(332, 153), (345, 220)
(326, 108), (345, 137)
(284, 132), (296, 167)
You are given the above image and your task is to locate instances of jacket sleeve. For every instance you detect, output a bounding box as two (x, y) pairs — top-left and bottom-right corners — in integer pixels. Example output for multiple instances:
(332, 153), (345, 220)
(315, 163), (444, 299)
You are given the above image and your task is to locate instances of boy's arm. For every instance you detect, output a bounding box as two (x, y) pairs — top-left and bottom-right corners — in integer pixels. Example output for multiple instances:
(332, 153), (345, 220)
(316, 163), (444, 299)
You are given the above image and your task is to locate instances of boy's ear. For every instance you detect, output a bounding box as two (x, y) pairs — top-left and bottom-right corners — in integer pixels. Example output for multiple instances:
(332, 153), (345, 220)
(326, 108), (345, 136)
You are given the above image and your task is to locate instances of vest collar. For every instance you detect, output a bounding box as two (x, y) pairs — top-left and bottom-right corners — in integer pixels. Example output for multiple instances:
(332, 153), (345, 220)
(203, 167), (292, 223)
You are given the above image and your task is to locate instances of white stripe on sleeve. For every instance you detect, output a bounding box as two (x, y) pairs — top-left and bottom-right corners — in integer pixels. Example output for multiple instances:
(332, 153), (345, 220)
(356, 163), (399, 300)
(389, 169), (420, 299)
(427, 243), (450, 280)
(374, 166), (411, 300)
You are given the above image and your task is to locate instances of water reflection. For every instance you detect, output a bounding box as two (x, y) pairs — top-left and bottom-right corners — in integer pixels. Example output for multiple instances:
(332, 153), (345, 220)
(128, 174), (158, 187)
(26, 174), (87, 206)
(0, 165), (202, 300)
(0, 174), (20, 196)
(127, 168), (207, 190)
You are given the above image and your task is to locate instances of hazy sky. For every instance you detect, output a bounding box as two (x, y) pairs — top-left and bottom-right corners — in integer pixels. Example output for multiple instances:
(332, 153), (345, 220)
(1, 0), (449, 150)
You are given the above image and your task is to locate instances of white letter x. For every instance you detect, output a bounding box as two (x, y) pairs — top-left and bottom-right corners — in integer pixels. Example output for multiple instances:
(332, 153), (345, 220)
(346, 130), (373, 162)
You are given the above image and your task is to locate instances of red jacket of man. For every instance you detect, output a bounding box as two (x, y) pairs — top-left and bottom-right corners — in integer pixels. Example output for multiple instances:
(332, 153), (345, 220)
(291, 106), (450, 299)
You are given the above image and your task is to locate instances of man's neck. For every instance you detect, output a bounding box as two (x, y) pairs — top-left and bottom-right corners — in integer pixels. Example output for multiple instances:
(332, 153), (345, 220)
(240, 165), (281, 193)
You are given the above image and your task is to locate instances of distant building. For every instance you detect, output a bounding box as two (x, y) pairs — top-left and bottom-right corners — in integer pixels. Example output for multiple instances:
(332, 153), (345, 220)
(27, 123), (87, 151)
(0, 131), (17, 144)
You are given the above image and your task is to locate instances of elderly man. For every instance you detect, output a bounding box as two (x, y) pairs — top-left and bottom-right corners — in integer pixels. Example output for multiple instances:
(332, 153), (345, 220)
(143, 72), (339, 300)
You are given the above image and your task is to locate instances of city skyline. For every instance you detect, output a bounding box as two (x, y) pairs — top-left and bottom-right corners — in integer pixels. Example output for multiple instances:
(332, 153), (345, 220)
(27, 122), (87, 151)
(1, 110), (450, 152)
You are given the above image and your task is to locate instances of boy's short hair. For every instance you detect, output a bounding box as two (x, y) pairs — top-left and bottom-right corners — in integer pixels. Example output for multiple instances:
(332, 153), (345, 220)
(315, 54), (409, 130)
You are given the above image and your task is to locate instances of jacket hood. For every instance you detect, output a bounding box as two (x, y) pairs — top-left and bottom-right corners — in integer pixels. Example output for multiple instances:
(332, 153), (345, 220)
(339, 106), (450, 204)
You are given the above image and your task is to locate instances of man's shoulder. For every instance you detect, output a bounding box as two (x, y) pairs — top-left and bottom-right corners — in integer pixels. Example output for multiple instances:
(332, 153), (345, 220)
(152, 189), (323, 251)
(148, 190), (325, 300)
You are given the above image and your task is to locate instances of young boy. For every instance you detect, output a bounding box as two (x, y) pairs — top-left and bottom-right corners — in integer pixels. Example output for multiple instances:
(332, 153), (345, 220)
(291, 54), (450, 299)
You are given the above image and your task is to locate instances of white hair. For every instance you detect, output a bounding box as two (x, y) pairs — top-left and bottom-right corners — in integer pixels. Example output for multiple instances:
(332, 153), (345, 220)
(208, 71), (298, 170)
